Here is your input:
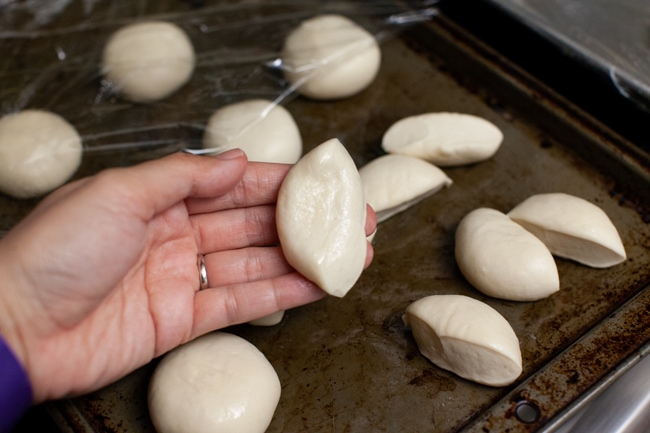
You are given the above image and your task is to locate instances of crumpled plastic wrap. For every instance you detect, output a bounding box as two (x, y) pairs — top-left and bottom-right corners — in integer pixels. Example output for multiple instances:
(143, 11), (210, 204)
(0, 0), (437, 164)
(486, 0), (650, 111)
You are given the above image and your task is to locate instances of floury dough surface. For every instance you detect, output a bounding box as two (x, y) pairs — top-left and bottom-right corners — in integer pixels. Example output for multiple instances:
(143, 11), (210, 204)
(455, 208), (560, 302)
(507, 193), (626, 268)
(276, 138), (367, 298)
(403, 294), (522, 387)
(382, 112), (503, 166)
(202, 99), (302, 163)
(281, 14), (381, 100)
(101, 21), (196, 103)
(0, 110), (82, 199)
(148, 332), (281, 433)
(359, 154), (452, 223)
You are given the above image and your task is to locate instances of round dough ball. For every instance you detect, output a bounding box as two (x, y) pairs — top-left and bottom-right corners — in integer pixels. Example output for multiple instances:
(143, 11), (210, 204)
(281, 14), (381, 100)
(148, 332), (281, 433)
(455, 208), (559, 302)
(102, 21), (195, 103)
(276, 138), (367, 297)
(507, 193), (626, 268)
(202, 99), (302, 163)
(382, 112), (503, 166)
(403, 294), (522, 387)
(359, 154), (452, 223)
(0, 110), (82, 199)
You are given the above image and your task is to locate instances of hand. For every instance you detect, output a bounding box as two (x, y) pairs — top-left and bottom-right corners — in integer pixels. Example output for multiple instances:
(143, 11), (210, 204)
(0, 150), (376, 403)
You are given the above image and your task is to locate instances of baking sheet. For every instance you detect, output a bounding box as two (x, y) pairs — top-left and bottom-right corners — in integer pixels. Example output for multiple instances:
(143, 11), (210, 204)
(483, 0), (650, 111)
(1, 1), (649, 432)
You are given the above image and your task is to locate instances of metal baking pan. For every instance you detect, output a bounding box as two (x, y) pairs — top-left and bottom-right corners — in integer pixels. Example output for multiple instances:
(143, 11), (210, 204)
(1, 1), (649, 432)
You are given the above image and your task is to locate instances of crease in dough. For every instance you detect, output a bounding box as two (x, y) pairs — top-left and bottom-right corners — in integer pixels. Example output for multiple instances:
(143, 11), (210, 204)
(276, 138), (367, 297)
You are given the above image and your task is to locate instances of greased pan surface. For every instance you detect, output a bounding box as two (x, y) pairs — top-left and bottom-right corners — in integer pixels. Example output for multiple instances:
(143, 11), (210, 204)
(1, 2), (649, 432)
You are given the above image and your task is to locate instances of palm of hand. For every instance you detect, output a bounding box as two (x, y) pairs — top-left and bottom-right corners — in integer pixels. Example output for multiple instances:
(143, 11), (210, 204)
(1, 153), (332, 402)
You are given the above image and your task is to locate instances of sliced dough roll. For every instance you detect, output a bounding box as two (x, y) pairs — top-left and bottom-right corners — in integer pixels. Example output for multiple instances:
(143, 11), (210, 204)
(507, 193), (626, 268)
(455, 208), (559, 302)
(403, 294), (522, 387)
(202, 99), (302, 164)
(148, 332), (281, 433)
(382, 112), (503, 166)
(276, 138), (367, 297)
(359, 154), (452, 223)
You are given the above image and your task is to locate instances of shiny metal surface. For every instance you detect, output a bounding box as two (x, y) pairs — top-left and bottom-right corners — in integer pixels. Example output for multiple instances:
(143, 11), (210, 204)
(553, 352), (650, 433)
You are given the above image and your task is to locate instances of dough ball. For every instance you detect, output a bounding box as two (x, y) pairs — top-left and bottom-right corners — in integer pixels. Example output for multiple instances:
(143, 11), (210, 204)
(359, 154), (452, 223)
(202, 99), (302, 163)
(281, 14), (381, 100)
(382, 112), (503, 166)
(276, 138), (367, 297)
(0, 110), (82, 199)
(455, 208), (559, 302)
(148, 332), (281, 433)
(403, 294), (522, 387)
(102, 21), (195, 103)
(249, 310), (285, 327)
(507, 193), (626, 268)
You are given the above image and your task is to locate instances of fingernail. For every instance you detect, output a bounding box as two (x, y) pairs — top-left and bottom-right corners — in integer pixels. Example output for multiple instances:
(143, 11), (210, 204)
(216, 148), (245, 160)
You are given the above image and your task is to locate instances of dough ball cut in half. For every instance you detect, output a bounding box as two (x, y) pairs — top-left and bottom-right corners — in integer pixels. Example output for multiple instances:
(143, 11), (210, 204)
(202, 99), (302, 163)
(359, 154), (452, 223)
(249, 310), (285, 327)
(102, 21), (195, 103)
(455, 208), (559, 301)
(507, 193), (626, 268)
(281, 14), (381, 100)
(403, 295), (522, 387)
(0, 110), (82, 199)
(382, 112), (503, 166)
(277, 138), (367, 297)
(148, 332), (281, 433)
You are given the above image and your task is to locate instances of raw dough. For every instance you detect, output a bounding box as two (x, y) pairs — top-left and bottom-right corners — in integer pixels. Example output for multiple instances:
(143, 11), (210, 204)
(148, 332), (281, 433)
(281, 14), (381, 100)
(0, 110), (82, 199)
(403, 294), (522, 387)
(382, 112), (503, 166)
(202, 99), (302, 163)
(507, 193), (626, 268)
(102, 21), (195, 103)
(276, 138), (367, 297)
(249, 310), (285, 327)
(359, 154), (452, 222)
(455, 208), (559, 301)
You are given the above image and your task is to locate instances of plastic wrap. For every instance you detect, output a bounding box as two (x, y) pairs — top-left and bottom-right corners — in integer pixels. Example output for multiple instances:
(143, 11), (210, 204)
(0, 1), (437, 174)
(485, 0), (650, 111)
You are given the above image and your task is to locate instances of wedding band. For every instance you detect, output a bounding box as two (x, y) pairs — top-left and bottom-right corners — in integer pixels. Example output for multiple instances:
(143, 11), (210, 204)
(198, 254), (209, 290)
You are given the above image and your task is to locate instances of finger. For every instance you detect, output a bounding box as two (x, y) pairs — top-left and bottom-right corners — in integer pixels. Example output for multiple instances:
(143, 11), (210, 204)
(192, 204), (278, 254)
(98, 150), (248, 222)
(365, 204), (377, 236)
(186, 161), (291, 214)
(191, 273), (326, 337)
(203, 246), (292, 287)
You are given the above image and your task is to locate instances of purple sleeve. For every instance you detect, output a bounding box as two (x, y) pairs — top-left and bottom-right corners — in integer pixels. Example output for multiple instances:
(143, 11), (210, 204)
(0, 335), (32, 432)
